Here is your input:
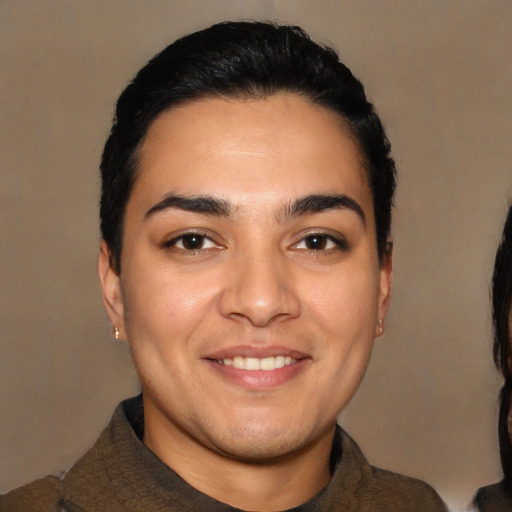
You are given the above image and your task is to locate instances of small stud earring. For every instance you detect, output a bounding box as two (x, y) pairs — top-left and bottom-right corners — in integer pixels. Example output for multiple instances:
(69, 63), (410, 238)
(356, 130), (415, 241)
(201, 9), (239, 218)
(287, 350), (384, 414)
(377, 319), (384, 335)
(113, 326), (120, 341)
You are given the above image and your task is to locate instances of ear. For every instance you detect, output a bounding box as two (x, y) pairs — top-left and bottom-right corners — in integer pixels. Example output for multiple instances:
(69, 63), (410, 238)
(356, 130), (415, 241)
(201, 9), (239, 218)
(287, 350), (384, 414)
(376, 242), (393, 338)
(98, 240), (125, 340)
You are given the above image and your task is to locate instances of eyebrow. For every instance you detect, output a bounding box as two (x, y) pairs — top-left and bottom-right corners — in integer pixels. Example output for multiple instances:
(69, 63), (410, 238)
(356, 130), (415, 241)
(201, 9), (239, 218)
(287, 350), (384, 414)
(144, 192), (365, 225)
(281, 194), (366, 224)
(145, 194), (232, 219)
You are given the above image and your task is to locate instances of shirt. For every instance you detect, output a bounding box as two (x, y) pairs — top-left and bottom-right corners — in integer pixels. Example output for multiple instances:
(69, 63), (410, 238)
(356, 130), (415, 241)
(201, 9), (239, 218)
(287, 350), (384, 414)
(1, 395), (447, 512)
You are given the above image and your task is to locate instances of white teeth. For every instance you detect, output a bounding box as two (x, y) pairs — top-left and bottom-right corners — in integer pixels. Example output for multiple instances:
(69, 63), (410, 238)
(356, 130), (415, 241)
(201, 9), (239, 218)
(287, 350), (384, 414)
(245, 357), (261, 370)
(260, 357), (275, 371)
(219, 355), (297, 370)
(232, 356), (244, 369)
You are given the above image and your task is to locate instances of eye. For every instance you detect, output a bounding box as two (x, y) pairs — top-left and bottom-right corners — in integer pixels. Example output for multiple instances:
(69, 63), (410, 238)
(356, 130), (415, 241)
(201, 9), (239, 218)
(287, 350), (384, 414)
(293, 233), (348, 251)
(165, 232), (219, 251)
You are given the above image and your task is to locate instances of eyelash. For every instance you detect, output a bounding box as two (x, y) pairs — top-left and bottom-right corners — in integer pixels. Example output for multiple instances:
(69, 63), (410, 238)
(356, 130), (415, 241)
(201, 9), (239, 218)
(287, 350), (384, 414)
(292, 232), (349, 252)
(162, 230), (348, 254)
(162, 232), (221, 253)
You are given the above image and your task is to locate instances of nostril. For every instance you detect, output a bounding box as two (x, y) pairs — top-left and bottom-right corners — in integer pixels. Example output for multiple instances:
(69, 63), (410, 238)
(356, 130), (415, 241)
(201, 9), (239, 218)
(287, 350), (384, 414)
(224, 302), (300, 327)
(218, 260), (301, 325)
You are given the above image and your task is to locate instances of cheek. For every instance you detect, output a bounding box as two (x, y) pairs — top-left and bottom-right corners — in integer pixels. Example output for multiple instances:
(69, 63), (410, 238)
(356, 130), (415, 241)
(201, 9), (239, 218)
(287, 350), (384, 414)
(303, 265), (380, 331)
(121, 261), (221, 342)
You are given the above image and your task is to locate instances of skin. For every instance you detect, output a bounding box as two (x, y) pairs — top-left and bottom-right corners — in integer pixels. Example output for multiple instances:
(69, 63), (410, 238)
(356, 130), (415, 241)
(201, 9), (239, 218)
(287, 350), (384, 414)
(98, 93), (392, 511)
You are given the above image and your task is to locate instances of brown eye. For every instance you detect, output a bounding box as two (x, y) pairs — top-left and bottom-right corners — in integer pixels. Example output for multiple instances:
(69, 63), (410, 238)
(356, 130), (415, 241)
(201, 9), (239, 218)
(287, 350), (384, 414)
(165, 233), (219, 251)
(304, 234), (328, 250)
(180, 234), (207, 250)
(293, 233), (348, 252)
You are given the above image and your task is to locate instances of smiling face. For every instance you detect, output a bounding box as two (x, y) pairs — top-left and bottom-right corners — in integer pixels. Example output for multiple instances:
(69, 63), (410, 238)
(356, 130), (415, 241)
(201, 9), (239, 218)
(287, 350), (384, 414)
(99, 93), (392, 466)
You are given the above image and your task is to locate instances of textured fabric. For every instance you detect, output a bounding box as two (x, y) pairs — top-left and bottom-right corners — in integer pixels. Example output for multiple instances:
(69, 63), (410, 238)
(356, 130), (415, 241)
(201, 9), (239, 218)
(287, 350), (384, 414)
(1, 395), (447, 512)
(473, 482), (512, 512)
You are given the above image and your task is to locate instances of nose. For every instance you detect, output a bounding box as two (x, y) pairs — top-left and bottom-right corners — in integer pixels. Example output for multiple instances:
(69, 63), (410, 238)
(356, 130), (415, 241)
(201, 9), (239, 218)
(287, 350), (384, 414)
(219, 249), (301, 327)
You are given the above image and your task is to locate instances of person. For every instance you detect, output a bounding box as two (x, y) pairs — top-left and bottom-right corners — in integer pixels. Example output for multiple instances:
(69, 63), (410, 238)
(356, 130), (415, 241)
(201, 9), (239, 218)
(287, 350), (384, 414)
(473, 205), (512, 511)
(1, 21), (447, 511)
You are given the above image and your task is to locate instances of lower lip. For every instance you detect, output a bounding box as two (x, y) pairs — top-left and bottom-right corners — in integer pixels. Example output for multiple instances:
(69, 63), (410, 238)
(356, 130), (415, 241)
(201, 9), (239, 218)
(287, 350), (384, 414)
(204, 358), (310, 390)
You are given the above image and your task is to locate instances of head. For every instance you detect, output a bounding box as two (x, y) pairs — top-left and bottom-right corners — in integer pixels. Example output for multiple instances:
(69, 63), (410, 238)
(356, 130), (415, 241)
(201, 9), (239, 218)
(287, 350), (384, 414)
(100, 21), (396, 273)
(97, 21), (395, 485)
(493, 205), (512, 486)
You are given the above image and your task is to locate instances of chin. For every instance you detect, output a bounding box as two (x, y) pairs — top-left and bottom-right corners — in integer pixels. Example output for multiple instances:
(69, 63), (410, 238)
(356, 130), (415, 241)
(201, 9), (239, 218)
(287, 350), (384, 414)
(217, 438), (306, 464)
(208, 420), (326, 463)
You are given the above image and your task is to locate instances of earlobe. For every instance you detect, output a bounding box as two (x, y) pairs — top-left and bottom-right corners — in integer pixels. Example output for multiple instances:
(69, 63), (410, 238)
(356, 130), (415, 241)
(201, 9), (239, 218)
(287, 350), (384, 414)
(98, 240), (125, 339)
(376, 243), (393, 338)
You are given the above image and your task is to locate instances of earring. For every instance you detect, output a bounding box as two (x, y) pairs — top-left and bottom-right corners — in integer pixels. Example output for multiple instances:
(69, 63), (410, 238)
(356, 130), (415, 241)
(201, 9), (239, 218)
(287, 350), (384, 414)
(112, 326), (120, 341)
(377, 319), (384, 336)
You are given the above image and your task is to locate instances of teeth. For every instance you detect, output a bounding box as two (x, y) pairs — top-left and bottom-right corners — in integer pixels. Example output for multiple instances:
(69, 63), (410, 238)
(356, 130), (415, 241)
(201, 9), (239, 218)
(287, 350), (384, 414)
(233, 356), (245, 369)
(245, 357), (260, 370)
(218, 355), (297, 370)
(260, 357), (274, 370)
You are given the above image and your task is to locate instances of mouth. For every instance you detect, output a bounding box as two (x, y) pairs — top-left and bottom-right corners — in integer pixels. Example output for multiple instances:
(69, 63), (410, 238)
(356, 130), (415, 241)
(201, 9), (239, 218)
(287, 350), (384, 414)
(214, 355), (298, 371)
(203, 347), (310, 390)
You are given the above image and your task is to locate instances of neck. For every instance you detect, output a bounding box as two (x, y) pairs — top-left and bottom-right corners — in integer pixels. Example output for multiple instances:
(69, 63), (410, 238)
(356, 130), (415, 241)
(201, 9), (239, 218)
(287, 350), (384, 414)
(143, 401), (335, 511)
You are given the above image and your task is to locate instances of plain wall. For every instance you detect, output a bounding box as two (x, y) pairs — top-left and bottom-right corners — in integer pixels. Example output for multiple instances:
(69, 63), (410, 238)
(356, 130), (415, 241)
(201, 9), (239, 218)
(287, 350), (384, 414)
(2, 1), (512, 510)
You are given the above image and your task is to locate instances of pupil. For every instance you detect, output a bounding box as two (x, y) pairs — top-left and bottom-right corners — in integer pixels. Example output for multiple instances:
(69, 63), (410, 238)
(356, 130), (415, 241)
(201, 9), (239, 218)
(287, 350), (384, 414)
(183, 234), (203, 250)
(307, 235), (327, 250)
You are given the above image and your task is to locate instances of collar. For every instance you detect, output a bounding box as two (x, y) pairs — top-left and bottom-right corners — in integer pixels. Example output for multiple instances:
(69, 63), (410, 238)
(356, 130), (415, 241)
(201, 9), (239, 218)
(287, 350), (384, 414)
(62, 394), (372, 511)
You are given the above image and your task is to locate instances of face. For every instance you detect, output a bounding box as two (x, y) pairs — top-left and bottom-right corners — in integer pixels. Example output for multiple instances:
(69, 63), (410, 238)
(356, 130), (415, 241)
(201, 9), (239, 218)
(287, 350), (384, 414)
(99, 94), (392, 462)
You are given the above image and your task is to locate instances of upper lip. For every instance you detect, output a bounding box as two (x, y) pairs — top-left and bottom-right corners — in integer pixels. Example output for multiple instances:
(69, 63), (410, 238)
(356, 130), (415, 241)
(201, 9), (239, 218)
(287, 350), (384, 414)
(203, 345), (310, 361)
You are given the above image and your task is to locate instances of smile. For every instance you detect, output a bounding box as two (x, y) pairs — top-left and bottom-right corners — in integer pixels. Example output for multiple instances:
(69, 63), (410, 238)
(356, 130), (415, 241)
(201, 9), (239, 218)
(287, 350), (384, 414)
(204, 347), (310, 389)
(216, 356), (298, 371)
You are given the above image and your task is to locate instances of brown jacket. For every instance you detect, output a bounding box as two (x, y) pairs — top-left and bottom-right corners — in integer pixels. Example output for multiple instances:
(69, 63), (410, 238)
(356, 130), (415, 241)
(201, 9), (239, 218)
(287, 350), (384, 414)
(1, 396), (447, 512)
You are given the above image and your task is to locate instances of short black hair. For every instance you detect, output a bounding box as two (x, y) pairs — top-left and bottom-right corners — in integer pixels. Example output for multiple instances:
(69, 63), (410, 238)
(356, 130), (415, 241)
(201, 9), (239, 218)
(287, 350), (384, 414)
(100, 21), (396, 272)
(492, 205), (512, 486)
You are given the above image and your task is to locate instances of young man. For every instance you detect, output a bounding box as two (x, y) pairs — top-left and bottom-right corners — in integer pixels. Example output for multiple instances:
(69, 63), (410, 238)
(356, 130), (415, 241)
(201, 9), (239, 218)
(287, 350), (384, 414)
(2, 22), (447, 511)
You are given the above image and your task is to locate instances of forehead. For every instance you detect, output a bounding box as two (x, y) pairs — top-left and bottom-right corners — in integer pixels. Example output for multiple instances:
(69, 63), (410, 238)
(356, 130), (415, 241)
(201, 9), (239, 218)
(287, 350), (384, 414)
(133, 94), (371, 215)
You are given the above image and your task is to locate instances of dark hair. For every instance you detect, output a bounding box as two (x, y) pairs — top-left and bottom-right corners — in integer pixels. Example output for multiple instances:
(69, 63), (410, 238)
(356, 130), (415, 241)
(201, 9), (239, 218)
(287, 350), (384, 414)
(100, 21), (396, 272)
(493, 205), (512, 486)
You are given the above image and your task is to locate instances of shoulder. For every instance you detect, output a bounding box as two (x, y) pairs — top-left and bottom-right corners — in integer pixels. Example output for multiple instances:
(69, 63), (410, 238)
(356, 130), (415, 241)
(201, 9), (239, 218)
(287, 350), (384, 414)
(473, 482), (512, 512)
(336, 428), (447, 512)
(0, 476), (61, 512)
(367, 466), (448, 511)
(0, 399), (134, 512)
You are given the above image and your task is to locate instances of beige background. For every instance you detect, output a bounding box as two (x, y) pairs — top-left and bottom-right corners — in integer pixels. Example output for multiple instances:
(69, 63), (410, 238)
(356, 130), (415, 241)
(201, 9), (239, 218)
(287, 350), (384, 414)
(2, 1), (511, 510)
